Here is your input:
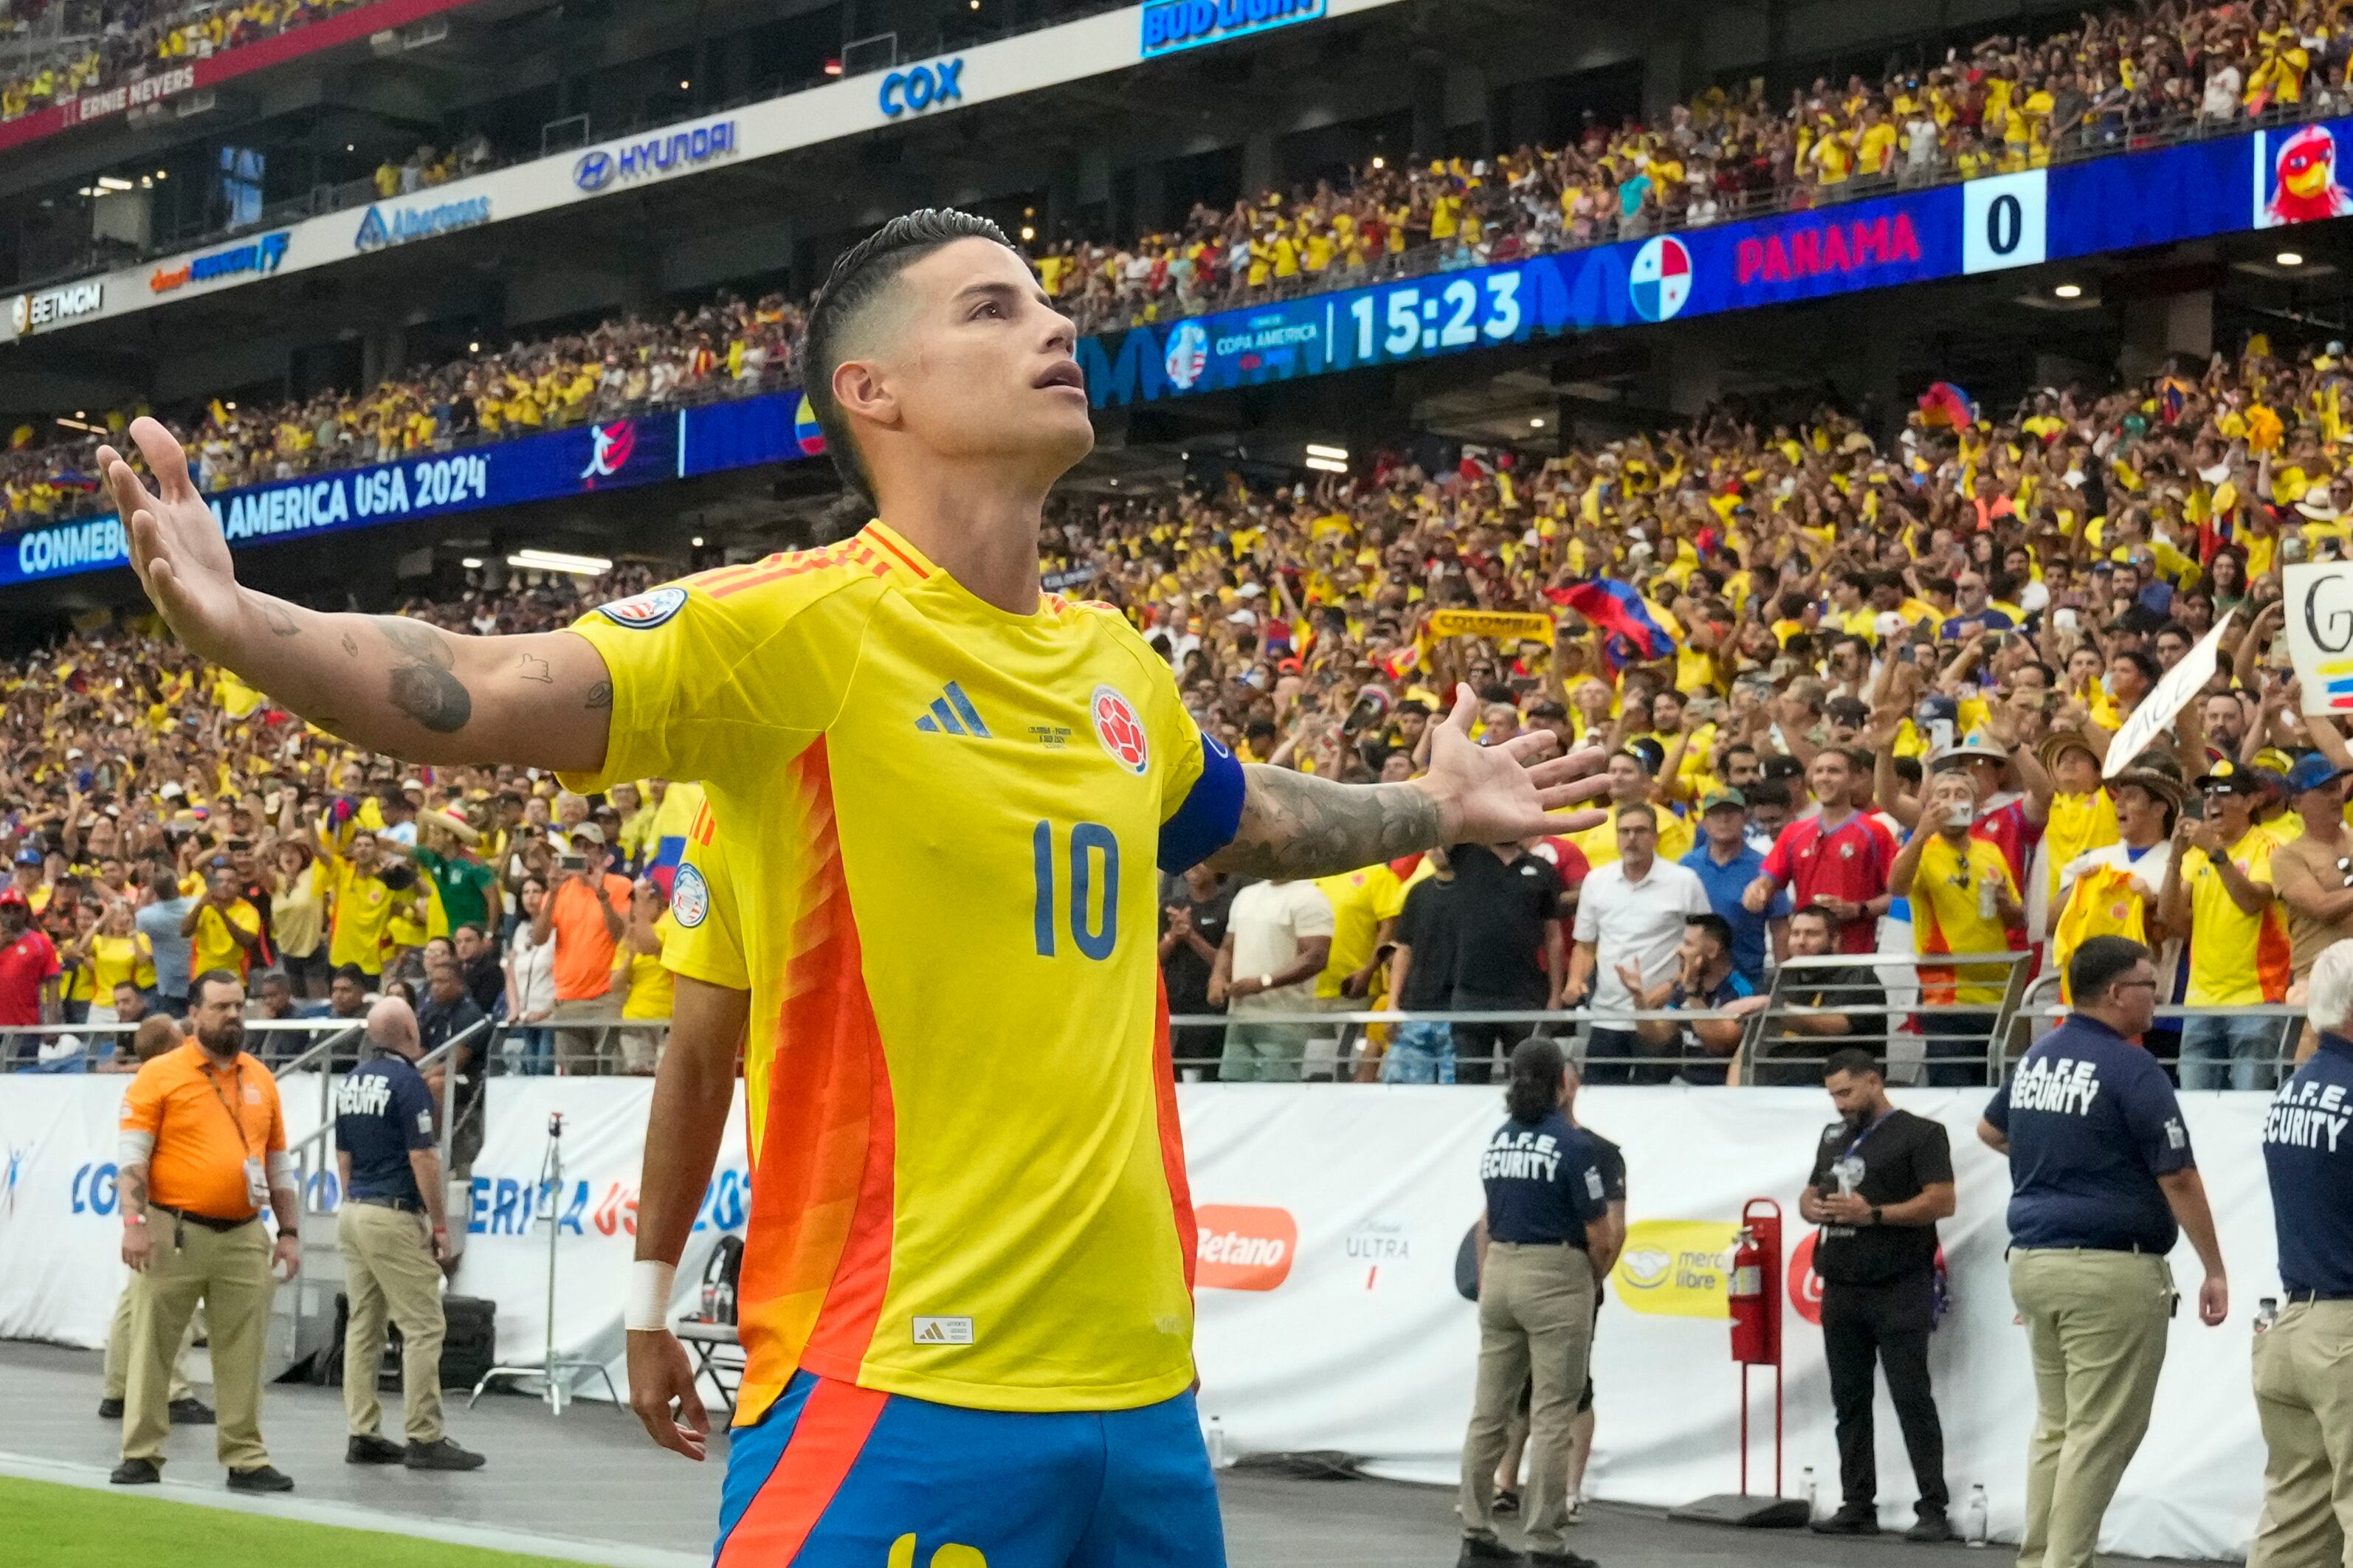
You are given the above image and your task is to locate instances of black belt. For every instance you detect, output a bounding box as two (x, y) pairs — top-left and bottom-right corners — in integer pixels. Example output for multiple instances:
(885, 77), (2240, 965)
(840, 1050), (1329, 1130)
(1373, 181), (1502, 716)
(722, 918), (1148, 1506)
(153, 1204), (256, 1233)
(345, 1195), (424, 1214)
(2284, 1288), (2353, 1304)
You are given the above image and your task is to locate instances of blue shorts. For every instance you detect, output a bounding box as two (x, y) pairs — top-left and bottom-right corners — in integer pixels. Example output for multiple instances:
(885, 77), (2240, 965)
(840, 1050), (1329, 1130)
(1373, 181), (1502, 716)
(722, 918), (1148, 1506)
(714, 1371), (1226, 1567)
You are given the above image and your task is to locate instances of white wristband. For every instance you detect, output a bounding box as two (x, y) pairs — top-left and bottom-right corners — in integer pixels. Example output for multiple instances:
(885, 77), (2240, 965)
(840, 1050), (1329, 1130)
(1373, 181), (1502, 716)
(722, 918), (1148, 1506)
(624, 1260), (677, 1333)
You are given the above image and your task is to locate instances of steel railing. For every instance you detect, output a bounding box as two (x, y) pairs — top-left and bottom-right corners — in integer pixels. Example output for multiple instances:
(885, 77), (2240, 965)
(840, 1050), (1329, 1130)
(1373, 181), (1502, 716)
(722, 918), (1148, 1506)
(282, 1015), (492, 1210)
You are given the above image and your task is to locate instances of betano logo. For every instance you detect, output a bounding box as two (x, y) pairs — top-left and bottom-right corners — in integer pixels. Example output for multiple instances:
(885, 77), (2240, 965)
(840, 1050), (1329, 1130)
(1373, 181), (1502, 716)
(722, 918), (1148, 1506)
(1194, 1203), (1295, 1291)
(1610, 1219), (1741, 1318)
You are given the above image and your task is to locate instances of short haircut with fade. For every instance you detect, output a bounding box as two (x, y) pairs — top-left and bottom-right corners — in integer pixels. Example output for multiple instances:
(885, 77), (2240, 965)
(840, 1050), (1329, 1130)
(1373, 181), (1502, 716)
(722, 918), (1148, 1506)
(803, 208), (1022, 510)
(2067, 935), (2149, 1006)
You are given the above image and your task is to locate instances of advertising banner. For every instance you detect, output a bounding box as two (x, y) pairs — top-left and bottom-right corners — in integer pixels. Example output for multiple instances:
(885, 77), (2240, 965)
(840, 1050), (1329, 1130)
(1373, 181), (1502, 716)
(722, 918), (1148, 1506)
(0, 396), (830, 589)
(0, 1077), (2287, 1558)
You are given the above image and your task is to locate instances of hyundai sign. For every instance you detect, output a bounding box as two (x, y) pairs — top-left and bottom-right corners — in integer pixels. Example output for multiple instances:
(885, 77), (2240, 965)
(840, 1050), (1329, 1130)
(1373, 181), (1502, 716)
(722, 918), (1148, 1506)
(1140, 0), (1326, 56)
(572, 120), (740, 192)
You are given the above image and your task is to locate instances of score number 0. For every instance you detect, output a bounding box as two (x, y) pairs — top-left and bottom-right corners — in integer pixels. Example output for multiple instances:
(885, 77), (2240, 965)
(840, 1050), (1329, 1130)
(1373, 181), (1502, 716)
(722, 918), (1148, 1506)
(1348, 272), (1523, 362)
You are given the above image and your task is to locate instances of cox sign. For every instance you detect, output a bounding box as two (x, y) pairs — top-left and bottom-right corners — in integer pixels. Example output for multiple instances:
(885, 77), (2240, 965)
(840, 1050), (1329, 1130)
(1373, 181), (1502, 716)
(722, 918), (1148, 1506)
(879, 58), (965, 117)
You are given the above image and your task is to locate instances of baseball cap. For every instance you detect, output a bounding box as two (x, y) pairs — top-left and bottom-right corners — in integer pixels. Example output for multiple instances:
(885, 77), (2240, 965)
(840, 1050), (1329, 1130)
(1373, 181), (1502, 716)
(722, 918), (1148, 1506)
(0, 888), (25, 908)
(2287, 753), (2349, 795)
(571, 821), (607, 846)
(1931, 735), (2011, 771)
(158, 781), (185, 799)
(2195, 759), (2259, 794)
(13, 846), (40, 866)
(1700, 788), (1748, 814)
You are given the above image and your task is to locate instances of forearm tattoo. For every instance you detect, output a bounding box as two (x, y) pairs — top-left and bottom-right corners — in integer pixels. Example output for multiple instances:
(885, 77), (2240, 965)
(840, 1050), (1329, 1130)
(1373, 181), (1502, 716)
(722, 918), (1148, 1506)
(1213, 765), (1441, 880)
(372, 615), (472, 733)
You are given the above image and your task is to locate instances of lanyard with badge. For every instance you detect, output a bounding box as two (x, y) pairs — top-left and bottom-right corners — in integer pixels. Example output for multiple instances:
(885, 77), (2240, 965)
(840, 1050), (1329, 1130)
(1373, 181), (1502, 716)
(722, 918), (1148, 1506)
(201, 1056), (270, 1211)
(1830, 1111), (1893, 1196)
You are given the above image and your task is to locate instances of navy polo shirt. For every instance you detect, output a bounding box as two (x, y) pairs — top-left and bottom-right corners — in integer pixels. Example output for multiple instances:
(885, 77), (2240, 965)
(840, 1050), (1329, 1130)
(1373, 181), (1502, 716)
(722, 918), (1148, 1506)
(1985, 1015), (2193, 1253)
(2264, 1032), (2353, 1296)
(1482, 1110), (1609, 1248)
(333, 1051), (438, 1206)
(1681, 840), (1788, 987)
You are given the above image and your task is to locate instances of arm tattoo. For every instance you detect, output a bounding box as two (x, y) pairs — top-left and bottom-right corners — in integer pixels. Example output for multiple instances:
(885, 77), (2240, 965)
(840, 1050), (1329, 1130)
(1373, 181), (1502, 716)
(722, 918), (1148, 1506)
(372, 615), (472, 733)
(1211, 765), (1442, 880)
(261, 600), (301, 638)
(340, 632), (359, 657)
(584, 680), (613, 711)
(119, 1164), (146, 1218)
(517, 654), (554, 684)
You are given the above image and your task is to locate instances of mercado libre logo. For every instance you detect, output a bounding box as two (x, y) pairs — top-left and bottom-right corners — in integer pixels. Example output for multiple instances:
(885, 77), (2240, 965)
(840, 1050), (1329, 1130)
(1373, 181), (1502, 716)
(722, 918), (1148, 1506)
(1627, 235), (1693, 322)
(1610, 1218), (1740, 1317)
(1091, 684), (1149, 773)
(1164, 320), (1210, 391)
(794, 394), (827, 456)
(1195, 1204), (1296, 1291)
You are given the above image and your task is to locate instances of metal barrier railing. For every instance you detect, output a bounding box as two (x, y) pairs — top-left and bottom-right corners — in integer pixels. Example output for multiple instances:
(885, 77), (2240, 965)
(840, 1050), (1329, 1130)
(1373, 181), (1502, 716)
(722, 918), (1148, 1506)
(282, 1015), (493, 1212)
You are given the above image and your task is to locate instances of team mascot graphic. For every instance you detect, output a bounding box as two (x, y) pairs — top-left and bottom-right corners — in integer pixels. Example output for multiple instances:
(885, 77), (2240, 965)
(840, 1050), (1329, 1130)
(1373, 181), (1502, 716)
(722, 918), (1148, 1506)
(2267, 125), (2353, 225)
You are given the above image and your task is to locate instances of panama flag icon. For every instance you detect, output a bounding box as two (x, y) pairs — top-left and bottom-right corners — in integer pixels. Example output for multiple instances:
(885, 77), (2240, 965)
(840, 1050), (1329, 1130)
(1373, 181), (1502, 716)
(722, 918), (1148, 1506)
(1628, 235), (1694, 322)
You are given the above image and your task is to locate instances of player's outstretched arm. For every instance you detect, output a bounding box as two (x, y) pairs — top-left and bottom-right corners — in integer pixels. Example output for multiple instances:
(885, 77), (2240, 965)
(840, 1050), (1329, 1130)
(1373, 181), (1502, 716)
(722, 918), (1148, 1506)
(1209, 684), (1609, 881)
(101, 417), (611, 772)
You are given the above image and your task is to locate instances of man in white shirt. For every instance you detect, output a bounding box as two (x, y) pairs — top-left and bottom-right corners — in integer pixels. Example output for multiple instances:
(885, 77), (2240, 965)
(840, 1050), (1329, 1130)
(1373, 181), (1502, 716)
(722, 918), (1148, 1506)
(1565, 804), (1712, 1083)
(1210, 877), (1334, 1082)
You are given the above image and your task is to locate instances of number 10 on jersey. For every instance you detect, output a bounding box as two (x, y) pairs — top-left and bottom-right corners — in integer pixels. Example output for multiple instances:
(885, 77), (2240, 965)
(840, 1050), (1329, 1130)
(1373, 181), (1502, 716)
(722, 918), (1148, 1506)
(1033, 820), (1120, 960)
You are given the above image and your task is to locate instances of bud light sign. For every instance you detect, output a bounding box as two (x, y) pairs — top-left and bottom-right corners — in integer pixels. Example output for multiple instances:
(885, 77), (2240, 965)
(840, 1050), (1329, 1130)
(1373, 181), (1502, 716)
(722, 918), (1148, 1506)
(1140, 0), (1326, 57)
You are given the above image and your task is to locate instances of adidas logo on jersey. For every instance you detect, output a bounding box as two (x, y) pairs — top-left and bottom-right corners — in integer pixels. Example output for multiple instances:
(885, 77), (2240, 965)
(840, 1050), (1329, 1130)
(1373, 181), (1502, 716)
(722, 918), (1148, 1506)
(913, 682), (992, 738)
(912, 1315), (975, 1345)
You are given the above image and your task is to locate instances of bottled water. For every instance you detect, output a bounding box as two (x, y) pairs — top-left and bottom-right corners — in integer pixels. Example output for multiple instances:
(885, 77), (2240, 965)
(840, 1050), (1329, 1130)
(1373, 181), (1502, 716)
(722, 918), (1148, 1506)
(1206, 1415), (1227, 1469)
(1964, 1484), (1989, 1547)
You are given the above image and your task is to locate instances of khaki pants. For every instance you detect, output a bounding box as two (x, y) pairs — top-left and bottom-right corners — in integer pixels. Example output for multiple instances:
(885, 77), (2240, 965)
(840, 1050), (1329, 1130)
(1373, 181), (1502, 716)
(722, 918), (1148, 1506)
(2250, 1299), (2353, 1568)
(550, 995), (616, 1074)
(1461, 1243), (1596, 1555)
(339, 1201), (447, 1445)
(103, 1284), (197, 1404)
(2009, 1248), (2174, 1568)
(123, 1215), (272, 1471)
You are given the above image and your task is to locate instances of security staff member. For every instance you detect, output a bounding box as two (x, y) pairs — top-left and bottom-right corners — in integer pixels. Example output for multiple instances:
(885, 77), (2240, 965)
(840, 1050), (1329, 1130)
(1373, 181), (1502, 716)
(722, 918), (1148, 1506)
(1799, 1047), (1957, 1541)
(1459, 1037), (1615, 1568)
(1979, 936), (2229, 1568)
(111, 970), (300, 1492)
(2248, 939), (2353, 1567)
(334, 996), (485, 1472)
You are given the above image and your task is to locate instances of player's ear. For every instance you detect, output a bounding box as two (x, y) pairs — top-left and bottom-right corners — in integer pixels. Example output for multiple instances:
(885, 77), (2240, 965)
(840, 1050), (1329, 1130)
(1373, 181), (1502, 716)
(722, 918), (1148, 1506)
(831, 356), (901, 434)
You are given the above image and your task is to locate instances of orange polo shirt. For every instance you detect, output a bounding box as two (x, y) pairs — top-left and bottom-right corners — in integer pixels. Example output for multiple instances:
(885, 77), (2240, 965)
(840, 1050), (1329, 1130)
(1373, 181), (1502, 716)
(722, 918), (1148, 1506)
(120, 1042), (287, 1220)
(550, 872), (633, 1001)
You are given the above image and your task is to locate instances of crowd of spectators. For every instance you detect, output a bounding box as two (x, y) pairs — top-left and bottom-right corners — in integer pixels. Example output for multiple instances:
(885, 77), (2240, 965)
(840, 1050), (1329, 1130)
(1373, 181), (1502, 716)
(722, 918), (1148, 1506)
(0, 291), (804, 523)
(7, 321), (2353, 1091)
(0, 0), (382, 122)
(0, 562), (699, 1075)
(7, 0), (2353, 528)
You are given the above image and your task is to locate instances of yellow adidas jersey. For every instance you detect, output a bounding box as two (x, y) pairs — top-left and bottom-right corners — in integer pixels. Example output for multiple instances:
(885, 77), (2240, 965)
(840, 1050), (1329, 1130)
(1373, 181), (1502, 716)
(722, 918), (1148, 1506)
(564, 522), (1241, 1423)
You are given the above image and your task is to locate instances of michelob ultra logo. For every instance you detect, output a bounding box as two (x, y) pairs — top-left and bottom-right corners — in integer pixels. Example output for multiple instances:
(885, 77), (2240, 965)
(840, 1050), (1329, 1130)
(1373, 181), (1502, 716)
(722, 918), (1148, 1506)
(1610, 1220), (1741, 1318)
(1194, 1203), (1296, 1291)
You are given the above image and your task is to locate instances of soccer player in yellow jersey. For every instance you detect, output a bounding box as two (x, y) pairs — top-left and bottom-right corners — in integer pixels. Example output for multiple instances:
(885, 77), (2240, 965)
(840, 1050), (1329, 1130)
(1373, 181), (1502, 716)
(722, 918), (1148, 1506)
(101, 210), (1608, 1567)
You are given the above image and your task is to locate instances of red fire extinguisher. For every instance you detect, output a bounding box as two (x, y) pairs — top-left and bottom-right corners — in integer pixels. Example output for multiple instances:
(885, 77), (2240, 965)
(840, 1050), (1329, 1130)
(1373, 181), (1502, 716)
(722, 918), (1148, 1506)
(1728, 1201), (1782, 1367)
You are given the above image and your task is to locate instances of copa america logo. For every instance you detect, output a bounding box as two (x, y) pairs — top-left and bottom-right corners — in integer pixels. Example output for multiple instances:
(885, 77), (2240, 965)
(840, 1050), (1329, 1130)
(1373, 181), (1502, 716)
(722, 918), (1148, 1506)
(580, 421), (636, 484)
(574, 150), (616, 192)
(1164, 320), (1209, 391)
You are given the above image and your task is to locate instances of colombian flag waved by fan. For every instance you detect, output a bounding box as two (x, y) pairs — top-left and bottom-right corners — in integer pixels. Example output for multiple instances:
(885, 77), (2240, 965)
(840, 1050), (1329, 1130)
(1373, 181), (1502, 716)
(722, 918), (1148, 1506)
(1550, 579), (1676, 663)
(1917, 381), (1976, 429)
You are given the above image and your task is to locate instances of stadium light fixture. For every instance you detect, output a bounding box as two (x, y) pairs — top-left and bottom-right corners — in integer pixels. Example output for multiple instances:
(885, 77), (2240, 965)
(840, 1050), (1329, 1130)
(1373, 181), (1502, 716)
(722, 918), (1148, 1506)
(509, 548), (613, 576)
(692, 536), (705, 548)
(2053, 283), (2083, 300)
(469, 342), (480, 353)
(1305, 443), (1348, 462)
(1371, 156), (1385, 170)
(97, 176), (134, 192)
(1020, 225), (1036, 241)
(2277, 250), (2306, 267)
(679, 80), (691, 90)
(154, 169), (166, 179)
(1304, 457), (1348, 474)
(824, 58), (843, 75)
(1530, 418), (1546, 429)
(460, 557), (483, 570)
